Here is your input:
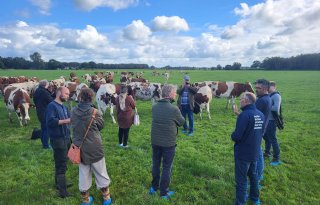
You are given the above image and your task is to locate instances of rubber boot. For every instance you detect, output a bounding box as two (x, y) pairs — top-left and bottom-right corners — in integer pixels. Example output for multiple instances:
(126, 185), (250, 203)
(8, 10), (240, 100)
(56, 174), (71, 198)
(101, 187), (112, 205)
(81, 191), (93, 205)
(55, 174), (73, 190)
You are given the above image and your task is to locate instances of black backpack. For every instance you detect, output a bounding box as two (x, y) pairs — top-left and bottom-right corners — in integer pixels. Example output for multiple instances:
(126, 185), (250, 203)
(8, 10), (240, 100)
(270, 91), (284, 130)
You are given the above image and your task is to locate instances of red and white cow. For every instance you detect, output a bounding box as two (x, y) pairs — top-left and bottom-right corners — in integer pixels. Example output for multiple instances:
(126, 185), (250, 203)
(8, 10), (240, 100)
(209, 81), (254, 109)
(4, 87), (31, 126)
(96, 84), (117, 123)
(194, 85), (213, 119)
(4, 81), (38, 98)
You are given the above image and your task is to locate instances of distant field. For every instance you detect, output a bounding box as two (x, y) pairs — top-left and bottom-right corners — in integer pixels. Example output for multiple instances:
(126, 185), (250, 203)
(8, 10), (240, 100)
(0, 69), (319, 205)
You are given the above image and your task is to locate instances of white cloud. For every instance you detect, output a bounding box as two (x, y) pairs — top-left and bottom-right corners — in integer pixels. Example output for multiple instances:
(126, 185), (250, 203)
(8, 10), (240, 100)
(151, 16), (189, 32)
(1, 0), (320, 67)
(29, 0), (52, 15)
(74, 0), (139, 11)
(123, 20), (151, 41)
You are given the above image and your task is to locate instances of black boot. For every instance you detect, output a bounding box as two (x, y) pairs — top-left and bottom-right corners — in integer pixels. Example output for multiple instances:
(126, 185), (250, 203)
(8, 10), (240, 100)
(55, 175), (73, 190)
(56, 174), (72, 198)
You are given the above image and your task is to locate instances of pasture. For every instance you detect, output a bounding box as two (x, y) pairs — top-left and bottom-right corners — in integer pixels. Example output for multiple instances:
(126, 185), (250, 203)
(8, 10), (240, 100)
(0, 69), (319, 205)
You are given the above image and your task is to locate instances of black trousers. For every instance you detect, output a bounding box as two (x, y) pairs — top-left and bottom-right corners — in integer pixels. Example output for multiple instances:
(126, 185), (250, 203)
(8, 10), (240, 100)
(118, 127), (130, 146)
(50, 137), (71, 175)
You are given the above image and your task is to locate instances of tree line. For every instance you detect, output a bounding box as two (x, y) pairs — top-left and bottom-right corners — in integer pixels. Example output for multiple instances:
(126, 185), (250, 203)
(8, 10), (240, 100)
(0, 52), (319, 70)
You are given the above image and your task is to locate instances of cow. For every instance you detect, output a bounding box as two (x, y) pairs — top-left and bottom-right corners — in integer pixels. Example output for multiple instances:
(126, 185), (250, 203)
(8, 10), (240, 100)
(4, 87), (32, 126)
(129, 82), (162, 104)
(194, 85), (213, 119)
(209, 81), (254, 109)
(96, 84), (117, 123)
(163, 72), (170, 82)
(4, 81), (38, 98)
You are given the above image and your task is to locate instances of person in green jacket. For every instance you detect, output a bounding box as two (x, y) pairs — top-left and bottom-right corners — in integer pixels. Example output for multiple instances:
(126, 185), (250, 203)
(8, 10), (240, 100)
(71, 88), (112, 205)
(149, 84), (185, 199)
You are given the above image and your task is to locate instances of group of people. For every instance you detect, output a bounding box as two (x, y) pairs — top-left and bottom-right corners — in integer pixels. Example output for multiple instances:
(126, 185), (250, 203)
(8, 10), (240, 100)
(31, 76), (282, 205)
(231, 79), (282, 205)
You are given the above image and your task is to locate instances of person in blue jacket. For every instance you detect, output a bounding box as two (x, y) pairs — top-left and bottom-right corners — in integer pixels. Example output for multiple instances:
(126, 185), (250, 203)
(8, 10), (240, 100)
(232, 92), (264, 205)
(46, 86), (72, 198)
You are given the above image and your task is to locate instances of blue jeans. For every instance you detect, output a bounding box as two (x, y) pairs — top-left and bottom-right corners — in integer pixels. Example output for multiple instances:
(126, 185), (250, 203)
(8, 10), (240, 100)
(263, 120), (280, 160)
(151, 144), (176, 196)
(181, 104), (194, 133)
(234, 158), (259, 205)
(41, 121), (49, 148)
(257, 147), (264, 181)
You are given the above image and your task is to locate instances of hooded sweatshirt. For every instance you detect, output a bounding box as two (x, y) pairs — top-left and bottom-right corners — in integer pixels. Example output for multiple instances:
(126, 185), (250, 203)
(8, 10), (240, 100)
(71, 103), (105, 165)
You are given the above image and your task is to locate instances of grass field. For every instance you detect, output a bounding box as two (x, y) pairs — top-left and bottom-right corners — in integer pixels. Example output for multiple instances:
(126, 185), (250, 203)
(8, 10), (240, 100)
(0, 69), (319, 205)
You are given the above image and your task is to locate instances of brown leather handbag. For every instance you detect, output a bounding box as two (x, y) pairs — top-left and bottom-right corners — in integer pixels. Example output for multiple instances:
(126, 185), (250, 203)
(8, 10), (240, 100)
(68, 109), (97, 164)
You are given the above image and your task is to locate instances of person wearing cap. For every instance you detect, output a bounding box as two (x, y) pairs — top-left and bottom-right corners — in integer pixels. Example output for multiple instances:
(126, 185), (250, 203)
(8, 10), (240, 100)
(115, 85), (136, 148)
(177, 75), (198, 136)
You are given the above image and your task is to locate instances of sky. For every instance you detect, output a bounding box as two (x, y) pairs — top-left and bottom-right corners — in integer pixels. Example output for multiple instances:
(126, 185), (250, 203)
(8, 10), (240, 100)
(0, 0), (319, 67)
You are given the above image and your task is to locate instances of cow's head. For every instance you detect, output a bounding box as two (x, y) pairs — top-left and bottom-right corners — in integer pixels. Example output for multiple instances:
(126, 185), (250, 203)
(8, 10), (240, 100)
(245, 82), (254, 93)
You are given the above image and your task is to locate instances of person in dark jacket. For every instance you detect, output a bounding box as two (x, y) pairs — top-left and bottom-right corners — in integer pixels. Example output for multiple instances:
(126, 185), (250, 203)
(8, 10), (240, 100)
(46, 86), (71, 198)
(71, 88), (112, 205)
(231, 92), (264, 205)
(149, 84), (185, 199)
(33, 80), (53, 148)
(255, 79), (272, 184)
(115, 85), (136, 148)
(177, 75), (197, 136)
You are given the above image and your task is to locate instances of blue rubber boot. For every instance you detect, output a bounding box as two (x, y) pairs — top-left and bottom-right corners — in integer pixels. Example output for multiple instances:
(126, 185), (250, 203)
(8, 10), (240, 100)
(103, 198), (112, 205)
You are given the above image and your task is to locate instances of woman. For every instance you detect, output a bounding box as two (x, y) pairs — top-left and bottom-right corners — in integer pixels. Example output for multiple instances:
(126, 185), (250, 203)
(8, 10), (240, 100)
(115, 85), (136, 148)
(71, 88), (112, 205)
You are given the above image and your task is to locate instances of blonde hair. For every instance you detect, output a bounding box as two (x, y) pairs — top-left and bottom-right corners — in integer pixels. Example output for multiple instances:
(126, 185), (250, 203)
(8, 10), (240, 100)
(119, 93), (127, 111)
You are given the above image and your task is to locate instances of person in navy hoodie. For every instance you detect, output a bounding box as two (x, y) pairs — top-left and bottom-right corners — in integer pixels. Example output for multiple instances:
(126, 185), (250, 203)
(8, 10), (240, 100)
(255, 79), (272, 183)
(232, 92), (264, 205)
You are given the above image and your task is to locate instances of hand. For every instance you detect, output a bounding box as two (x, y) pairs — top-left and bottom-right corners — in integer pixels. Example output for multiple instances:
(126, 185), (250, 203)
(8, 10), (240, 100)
(232, 104), (240, 116)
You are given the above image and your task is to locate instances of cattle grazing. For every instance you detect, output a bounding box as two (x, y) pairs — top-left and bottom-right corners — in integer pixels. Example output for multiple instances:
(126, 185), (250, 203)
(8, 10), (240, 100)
(4, 87), (32, 126)
(194, 85), (213, 119)
(210, 81), (254, 109)
(96, 84), (117, 123)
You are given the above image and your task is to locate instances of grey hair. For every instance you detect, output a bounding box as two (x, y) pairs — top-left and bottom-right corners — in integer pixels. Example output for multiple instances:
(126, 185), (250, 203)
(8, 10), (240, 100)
(39, 80), (48, 87)
(161, 84), (177, 98)
(242, 92), (257, 104)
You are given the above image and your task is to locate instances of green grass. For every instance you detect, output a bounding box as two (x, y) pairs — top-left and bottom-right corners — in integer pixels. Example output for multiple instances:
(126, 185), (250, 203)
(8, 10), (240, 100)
(0, 70), (319, 205)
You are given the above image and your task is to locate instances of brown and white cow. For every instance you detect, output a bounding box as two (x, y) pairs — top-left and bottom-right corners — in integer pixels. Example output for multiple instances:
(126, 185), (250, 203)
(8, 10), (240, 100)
(4, 87), (31, 126)
(209, 81), (254, 109)
(194, 85), (213, 119)
(4, 81), (38, 98)
(96, 84), (117, 123)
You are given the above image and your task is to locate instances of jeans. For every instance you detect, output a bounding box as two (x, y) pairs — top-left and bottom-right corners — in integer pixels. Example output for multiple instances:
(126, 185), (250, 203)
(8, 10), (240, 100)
(256, 147), (264, 181)
(234, 158), (259, 205)
(181, 104), (194, 133)
(41, 121), (49, 148)
(151, 144), (176, 196)
(51, 137), (71, 175)
(119, 127), (130, 146)
(263, 120), (280, 160)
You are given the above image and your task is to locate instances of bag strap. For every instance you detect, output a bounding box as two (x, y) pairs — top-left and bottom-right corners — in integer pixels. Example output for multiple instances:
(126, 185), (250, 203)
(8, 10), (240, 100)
(135, 107), (138, 114)
(79, 109), (97, 148)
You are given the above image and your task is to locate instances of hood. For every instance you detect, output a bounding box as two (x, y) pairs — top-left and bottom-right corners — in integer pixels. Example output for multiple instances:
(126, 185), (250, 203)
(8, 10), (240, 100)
(72, 103), (94, 120)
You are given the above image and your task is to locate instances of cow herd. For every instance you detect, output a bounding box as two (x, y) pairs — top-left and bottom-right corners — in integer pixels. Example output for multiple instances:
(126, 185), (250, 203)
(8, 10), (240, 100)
(0, 72), (254, 126)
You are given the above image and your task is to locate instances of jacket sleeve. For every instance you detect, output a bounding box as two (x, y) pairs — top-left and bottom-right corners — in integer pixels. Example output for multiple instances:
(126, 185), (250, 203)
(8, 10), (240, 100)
(271, 94), (281, 114)
(45, 91), (54, 104)
(231, 113), (249, 142)
(189, 86), (198, 94)
(174, 106), (185, 127)
(95, 110), (104, 131)
(128, 95), (136, 109)
(46, 104), (59, 128)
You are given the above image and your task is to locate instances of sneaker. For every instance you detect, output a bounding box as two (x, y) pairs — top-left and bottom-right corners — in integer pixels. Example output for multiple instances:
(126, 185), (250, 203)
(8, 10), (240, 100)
(119, 144), (123, 147)
(270, 160), (282, 166)
(149, 187), (157, 195)
(81, 196), (93, 205)
(182, 129), (188, 134)
(188, 132), (193, 137)
(122, 145), (129, 148)
(103, 198), (112, 205)
(161, 191), (174, 200)
(253, 199), (261, 205)
(263, 152), (271, 158)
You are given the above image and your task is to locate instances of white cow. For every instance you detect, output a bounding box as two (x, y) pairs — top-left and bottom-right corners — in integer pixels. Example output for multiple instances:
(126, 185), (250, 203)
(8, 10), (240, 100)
(96, 84), (117, 123)
(194, 85), (213, 119)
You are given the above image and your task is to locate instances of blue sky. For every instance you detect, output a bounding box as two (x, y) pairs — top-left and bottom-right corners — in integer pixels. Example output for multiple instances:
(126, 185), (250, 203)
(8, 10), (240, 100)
(0, 0), (319, 67)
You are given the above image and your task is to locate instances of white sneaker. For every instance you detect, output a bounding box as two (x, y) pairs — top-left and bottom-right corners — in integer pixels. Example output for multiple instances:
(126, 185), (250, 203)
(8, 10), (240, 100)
(119, 144), (123, 147)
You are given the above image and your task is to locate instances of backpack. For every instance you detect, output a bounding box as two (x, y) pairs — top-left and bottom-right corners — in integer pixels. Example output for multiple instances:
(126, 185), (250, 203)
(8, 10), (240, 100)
(270, 91), (284, 130)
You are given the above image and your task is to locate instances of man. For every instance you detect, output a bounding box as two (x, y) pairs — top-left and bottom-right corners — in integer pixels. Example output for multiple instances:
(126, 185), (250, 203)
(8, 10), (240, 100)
(177, 75), (197, 136)
(255, 79), (272, 183)
(150, 84), (185, 199)
(46, 86), (72, 198)
(33, 80), (53, 149)
(264, 81), (282, 166)
(231, 92), (264, 205)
